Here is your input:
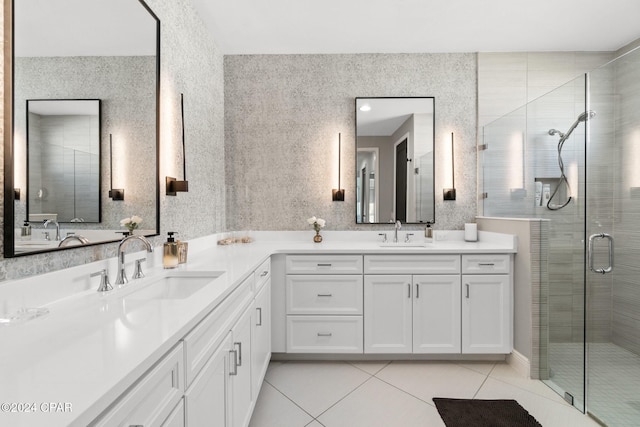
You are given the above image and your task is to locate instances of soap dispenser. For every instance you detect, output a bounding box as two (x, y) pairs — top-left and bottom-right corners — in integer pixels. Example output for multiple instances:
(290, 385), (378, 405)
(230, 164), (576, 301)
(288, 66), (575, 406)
(20, 220), (32, 241)
(424, 222), (433, 243)
(163, 232), (179, 269)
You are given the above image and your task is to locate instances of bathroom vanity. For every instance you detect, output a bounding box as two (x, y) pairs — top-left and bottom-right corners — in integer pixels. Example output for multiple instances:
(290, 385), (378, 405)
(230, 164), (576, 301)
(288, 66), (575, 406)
(0, 230), (516, 427)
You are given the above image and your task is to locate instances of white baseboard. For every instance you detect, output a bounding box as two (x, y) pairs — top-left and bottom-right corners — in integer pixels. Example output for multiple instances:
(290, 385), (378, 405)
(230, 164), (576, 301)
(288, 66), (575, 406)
(507, 350), (531, 378)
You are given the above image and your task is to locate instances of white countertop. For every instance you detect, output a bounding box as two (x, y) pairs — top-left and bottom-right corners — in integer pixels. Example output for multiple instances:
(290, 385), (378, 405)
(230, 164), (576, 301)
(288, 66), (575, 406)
(0, 230), (517, 426)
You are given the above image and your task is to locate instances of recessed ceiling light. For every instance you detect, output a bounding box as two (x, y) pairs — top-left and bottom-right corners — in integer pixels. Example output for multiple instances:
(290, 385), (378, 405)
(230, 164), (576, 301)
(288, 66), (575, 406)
(359, 104), (371, 112)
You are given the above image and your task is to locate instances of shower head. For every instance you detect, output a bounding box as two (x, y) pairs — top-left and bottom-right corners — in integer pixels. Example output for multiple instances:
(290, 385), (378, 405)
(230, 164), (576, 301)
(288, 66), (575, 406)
(548, 129), (565, 137)
(578, 110), (596, 122)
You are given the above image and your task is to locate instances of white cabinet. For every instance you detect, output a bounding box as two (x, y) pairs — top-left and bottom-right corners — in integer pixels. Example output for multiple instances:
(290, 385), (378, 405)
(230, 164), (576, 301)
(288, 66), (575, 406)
(230, 306), (253, 427)
(92, 344), (185, 427)
(462, 274), (511, 354)
(413, 275), (462, 353)
(251, 279), (271, 400)
(285, 255), (363, 353)
(185, 334), (231, 427)
(363, 274), (460, 353)
(163, 399), (185, 427)
(183, 261), (272, 427)
(461, 254), (512, 354)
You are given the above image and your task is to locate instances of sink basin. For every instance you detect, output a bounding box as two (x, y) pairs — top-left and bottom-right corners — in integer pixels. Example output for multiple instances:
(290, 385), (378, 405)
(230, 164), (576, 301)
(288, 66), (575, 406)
(128, 271), (225, 300)
(379, 242), (427, 248)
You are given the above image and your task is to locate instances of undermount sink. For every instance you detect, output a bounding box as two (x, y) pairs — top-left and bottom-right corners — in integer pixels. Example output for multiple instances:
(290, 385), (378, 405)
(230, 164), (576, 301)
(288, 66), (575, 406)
(379, 242), (427, 248)
(127, 270), (225, 300)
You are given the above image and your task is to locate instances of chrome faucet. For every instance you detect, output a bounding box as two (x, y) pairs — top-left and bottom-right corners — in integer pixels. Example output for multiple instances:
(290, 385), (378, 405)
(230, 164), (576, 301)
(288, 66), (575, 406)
(394, 220), (402, 243)
(58, 234), (89, 247)
(43, 219), (61, 241)
(115, 235), (153, 285)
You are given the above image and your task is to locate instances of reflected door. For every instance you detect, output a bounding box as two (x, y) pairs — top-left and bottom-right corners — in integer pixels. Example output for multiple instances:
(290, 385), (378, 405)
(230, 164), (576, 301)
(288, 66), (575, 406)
(395, 139), (407, 222)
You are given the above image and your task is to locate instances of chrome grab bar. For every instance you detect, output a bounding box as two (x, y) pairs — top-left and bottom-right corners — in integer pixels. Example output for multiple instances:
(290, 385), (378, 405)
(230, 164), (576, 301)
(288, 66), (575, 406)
(588, 233), (614, 274)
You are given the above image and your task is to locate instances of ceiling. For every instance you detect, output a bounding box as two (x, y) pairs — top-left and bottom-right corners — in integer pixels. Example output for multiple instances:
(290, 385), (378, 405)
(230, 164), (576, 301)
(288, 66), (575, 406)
(191, 0), (640, 55)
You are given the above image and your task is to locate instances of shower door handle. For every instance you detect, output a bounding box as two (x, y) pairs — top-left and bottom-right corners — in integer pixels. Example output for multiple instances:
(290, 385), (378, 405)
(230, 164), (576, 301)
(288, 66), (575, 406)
(588, 233), (614, 274)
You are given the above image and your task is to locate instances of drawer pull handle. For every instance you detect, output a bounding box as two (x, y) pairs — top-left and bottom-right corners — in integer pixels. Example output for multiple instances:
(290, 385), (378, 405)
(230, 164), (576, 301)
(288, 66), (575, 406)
(229, 349), (238, 376)
(407, 283), (411, 298)
(234, 342), (243, 366)
(317, 293), (333, 297)
(260, 270), (269, 277)
(416, 284), (419, 299)
(256, 307), (263, 326)
(317, 263), (332, 267)
(317, 332), (332, 337)
(479, 263), (495, 266)
(466, 284), (470, 298)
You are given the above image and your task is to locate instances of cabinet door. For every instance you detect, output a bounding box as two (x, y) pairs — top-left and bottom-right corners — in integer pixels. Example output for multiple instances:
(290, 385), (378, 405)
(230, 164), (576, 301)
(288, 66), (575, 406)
(413, 275), (461, 353)
(185, 333), (232, 427)
(364, 275), (412, 353)
(462, 275), (512, 354)
(163, 399), (185, 427)
(251, 280), (271, 399)
(230, 307), (253, 427)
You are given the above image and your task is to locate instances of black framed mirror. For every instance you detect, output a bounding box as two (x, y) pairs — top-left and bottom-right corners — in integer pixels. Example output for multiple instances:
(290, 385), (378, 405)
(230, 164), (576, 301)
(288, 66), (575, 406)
(4, 0), (160, 257)
(355, 97), (435, 224)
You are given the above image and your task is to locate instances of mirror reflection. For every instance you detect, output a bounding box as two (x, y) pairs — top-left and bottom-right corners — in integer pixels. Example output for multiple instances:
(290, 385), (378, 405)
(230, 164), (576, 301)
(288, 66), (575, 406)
(27, 99), (101, 224)
(355, 97), (435, 224)
(7, 0), (160, 256)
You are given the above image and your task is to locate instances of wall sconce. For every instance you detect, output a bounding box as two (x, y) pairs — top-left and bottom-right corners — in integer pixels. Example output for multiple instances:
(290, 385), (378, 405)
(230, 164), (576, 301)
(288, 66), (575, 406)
(332, 133), (345, 201)
(443, 132), (456, 200)
(509, 132), (527, 199)
(167, 93), (189, 196)
(14, 188), (20, 200)
(108, 134), (125, 201)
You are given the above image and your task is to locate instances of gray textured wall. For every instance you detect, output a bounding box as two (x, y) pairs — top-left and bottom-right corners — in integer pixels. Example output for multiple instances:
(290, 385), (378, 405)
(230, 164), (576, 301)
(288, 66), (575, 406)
(224, 53), (477, 232)
(0, 0), (225, 281)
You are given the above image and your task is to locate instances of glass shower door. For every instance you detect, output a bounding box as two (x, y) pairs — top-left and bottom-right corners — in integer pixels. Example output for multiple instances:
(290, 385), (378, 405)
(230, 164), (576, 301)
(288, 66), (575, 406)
(586, 48), (640, 427)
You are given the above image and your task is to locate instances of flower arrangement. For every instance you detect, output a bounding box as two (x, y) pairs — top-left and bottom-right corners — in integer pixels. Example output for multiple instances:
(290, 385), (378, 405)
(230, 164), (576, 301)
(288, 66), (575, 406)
(120, 215), (143, 233)
(307, 216), (326, 243)
(307, 216), (326, 232)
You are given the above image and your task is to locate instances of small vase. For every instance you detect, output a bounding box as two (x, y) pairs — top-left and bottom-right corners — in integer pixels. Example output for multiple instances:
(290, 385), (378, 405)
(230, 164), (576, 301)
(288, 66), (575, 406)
(313, 231), (323, 243)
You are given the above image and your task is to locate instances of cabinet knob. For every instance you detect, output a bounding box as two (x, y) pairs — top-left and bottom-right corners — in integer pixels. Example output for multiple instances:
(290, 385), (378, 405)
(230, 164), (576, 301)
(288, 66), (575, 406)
(317, 332), (332, 337)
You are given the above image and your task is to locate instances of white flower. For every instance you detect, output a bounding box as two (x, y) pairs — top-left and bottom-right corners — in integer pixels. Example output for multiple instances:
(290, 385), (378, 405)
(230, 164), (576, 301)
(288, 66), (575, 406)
(120, 215), (143, 231)
(316, 218), (326, 228)
(131, 215), (143, 225)
(307, 216), (317, 225)
(120, 217), (131, 226)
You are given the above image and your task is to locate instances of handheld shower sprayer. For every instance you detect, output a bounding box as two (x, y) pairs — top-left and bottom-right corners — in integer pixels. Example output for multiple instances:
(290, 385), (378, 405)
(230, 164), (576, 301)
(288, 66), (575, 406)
(546, 110), (596, 210)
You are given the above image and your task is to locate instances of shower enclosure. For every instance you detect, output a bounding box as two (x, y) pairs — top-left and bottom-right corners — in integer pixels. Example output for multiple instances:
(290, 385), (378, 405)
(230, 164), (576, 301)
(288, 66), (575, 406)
(480, 47), (640, 426)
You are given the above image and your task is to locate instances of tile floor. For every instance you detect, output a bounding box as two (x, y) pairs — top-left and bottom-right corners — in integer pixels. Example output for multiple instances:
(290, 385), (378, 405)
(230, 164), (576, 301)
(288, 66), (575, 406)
(547, 342), (640, 426)
(249, 360), (602, 427)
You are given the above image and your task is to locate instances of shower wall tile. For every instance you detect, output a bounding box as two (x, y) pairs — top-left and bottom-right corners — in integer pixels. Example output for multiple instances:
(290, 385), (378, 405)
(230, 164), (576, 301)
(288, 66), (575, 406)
(225, 53), (477, 231)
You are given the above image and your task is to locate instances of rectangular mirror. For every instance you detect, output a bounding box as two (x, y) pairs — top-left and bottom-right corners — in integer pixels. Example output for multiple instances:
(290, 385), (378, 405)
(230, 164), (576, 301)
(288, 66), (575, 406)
(4, 0), (160, 256)
(355, 97), (435, 224)
(27, 99), (101, 224)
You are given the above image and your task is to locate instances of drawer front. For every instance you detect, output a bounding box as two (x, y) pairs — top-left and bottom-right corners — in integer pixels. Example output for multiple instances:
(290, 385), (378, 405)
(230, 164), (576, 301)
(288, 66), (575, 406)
(364, 254), (460, 274)
(286, 275), (363, 315)
(93, 344), (184, 427)
(286, 255), (363, 274)
(286, 316), (363, 353)
(254, 258), (271, 292)
(182, 275), (253, 387)
(462, 254), (511, 274)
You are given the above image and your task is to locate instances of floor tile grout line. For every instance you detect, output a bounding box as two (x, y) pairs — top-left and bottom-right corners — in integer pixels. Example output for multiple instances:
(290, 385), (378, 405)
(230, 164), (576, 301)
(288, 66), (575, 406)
(371, 372), (443, 409)
(486, 371), (577, 406)
(312, 375), (376, 421)
(263, 378), (319, 421)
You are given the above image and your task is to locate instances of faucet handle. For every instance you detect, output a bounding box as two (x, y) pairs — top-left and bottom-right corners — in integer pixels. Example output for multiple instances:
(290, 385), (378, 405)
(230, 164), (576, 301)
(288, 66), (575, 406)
(378, 233), (387, 243)
(91, 269), (113, 293)
(133, 258), (146, 280)
(43, 231), (50, 241)
(405, 233), (414, 243)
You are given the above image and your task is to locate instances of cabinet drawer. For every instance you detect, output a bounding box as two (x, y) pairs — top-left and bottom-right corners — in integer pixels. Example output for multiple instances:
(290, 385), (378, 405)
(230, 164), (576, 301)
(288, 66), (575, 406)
(254, 258), (271, 292)
(462, 254), (511, 274)
(93, 344), (184, 427)
(287, 316), (363, 353)
(364, 255), (460, 274)
(182, 275), (253, 387)
(286, 255), (363, 274)
(286, 275), (363, 315)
